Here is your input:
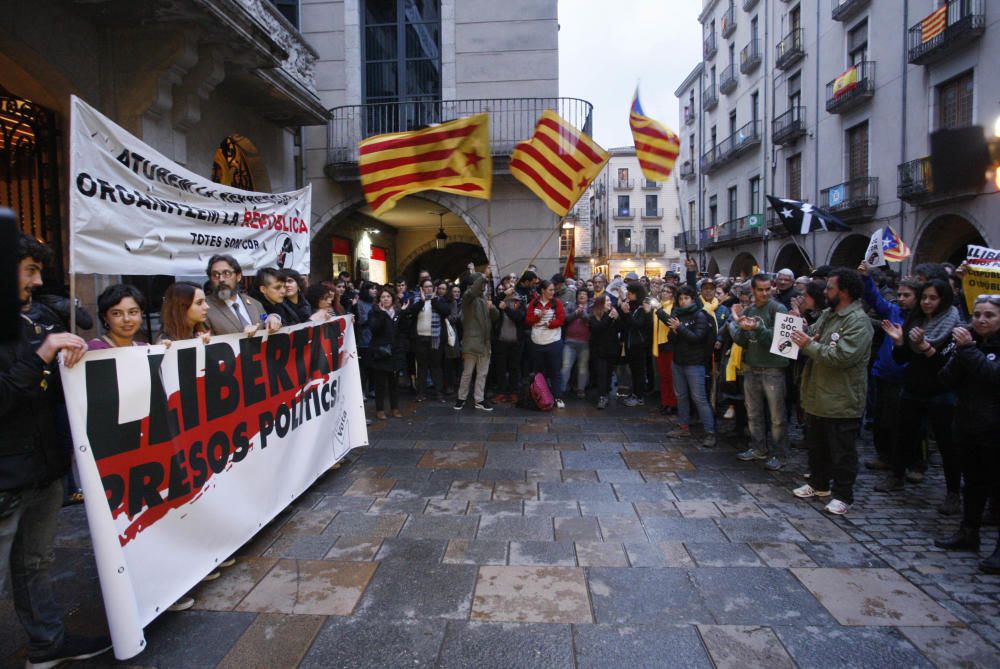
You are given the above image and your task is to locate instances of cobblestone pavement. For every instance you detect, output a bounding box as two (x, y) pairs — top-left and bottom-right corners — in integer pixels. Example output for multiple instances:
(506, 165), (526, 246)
(3, 397), (1000, 668)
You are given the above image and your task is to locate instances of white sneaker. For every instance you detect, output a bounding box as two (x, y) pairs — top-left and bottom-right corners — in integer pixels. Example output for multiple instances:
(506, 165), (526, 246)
(555, 399), (565, 409)
(792, 484), (831, 499)
(824, 499), (851, 515)
(167, 595), (195, 612)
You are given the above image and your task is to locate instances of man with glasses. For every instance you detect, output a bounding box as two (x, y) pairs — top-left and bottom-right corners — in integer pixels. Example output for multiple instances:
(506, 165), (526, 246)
(205, 254), (281, 335)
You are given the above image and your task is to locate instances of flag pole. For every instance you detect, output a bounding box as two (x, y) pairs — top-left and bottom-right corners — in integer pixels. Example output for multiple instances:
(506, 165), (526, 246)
(521, 214), (563, 276)
(787, 233), (815, 273)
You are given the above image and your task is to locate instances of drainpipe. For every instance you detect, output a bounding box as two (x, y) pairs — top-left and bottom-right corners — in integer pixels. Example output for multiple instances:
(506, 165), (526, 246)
(812, 0), (821, 264)
(698, 65), (705, 271)
(762, 5), (770, 270)
(899, 0), (910, 274)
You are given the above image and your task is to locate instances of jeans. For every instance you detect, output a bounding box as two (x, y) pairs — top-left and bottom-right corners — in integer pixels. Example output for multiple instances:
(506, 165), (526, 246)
(806, 413), (860, 505)
(458, 351), (491, 402)
(530, 341), (563, 398)
(744, 367), (788, 458)
(0, 479), (65, 653)
(673, 363), (715, 433)
(560, 340), (590, 395)
(412, 336), (444, 398)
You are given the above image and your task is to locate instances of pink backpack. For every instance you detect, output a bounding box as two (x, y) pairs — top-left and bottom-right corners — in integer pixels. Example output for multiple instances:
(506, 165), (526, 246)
(528, 372), (555, 412)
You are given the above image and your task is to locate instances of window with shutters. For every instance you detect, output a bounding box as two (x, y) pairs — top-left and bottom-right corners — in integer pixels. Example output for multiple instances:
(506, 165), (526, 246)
(729, 111), (737, 136)
(788, 72), (801, 113)
(709, 194), (718, 229)
(847, 121), (869, 179)
(848, 20), (868, 64)
(937, 70), (974, 129)
(727, 186), (738, 221)
(645, 228), (659, 254)
(617, 228), (632, 253)
(645, 194), (658, 216)
(560, 226), (575, 258)
(749, 176), (760, 213)
(786, 153), (802, 200)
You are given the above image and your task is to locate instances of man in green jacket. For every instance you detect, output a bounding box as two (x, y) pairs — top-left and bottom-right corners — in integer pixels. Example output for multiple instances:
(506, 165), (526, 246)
(790, 268), (873, 515)
(455, 272), (500, 412)
(729, 274), (790, 471)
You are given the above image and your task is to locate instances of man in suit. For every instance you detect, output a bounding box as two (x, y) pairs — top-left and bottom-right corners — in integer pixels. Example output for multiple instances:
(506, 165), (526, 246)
(204, 254), (282, 335)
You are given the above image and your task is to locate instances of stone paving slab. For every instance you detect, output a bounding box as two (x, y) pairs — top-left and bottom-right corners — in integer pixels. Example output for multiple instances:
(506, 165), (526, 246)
(588, 567), (712, 624)
(773, 625), (936, 669)
(438, 622), (575, 669)
(574, 624), (713, 669)
(298, 617), (446, 669)
(217, 613), (324, 669)
(236, 560), (376, 616)
(471, 565), (591, 624)
(697, 624), (796, 669)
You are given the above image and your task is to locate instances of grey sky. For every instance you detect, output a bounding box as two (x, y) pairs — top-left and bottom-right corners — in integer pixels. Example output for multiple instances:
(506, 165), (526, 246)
(558, 0), (702, 149)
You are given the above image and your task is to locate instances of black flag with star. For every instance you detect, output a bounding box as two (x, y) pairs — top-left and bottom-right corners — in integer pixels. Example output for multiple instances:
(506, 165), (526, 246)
(766, 195), (850, 235)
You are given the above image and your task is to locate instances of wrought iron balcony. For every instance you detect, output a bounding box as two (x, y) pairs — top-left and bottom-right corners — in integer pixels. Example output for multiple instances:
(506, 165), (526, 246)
(679, 160), (696, 181)
(614, 179), (635, 190)
(641, 208), (664, 219)
(675, 231), (700, 252)
(325, 97), (595, 175)
(719, 65), (738, 95)
(740, 40), (761, 73)
(641, 243), (667, 256)
(704, 84), (719, 111)
(825, 61), (875, 114)
(642, 180), (661, 189)
(704, 32), (718, 60)
(820, 176), (878, 222)
(832, 0), (871, 22)
(613, 208), (636, 220)
(702, 120), (761, 174)
(743, 0), (759, 11)
(776, 29), (804, 71)
(684, 106), (696, 125)
(772, 106), (807, 146)
(612, 242), (637, 256)
(708, 215), (765, 247)
(721, 6), (737, 38)
(897, 156), (978, 205)
(908, 0), (985, 65)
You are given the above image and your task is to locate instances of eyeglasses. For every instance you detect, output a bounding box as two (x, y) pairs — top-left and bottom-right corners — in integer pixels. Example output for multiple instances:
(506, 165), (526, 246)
(210, 269), (235, 279)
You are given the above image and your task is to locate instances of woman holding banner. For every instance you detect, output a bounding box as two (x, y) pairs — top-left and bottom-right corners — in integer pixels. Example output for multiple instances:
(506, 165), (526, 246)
(88, 285), (148, 350)
(158, 281), (213, 344)
(368, 287), (409, 419)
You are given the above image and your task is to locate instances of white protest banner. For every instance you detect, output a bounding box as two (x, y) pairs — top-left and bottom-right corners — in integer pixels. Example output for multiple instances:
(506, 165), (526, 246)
(769, 312), (806, 360)
(863, 227), (886, 267)
(69, 95), (311, 275)
(59, 318), (366, 659)
(967, 244), (1000, 270)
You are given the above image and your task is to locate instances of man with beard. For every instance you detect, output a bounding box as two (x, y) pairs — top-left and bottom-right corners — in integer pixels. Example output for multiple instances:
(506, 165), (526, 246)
(204, 254), (282, 335)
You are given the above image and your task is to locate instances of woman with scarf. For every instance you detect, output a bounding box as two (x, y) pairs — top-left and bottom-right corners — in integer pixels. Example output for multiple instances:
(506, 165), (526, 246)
(368, 287), (411, 419)
(588, 293), (621, 409)
(666, 285), (717, 447)
(560, 288), (592, 400)
(525, 280), (566, 407)
(933, 294), (1000, 574)
(879, 278), (961, 514)
(652, 285), (677, 415)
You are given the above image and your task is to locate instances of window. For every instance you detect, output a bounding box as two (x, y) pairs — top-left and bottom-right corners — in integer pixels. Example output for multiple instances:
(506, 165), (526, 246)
(727, 186), (738, 221)
(710, 65), (716, 87)
(710, 126), (717, 148)
(617, 167), (629, 182)
(847, 121), (869, 179)
(689, 90), (695, 111)
(560, 226), (575, 258)
(790, 4), (801, 32)
(938, 70), (974, 129)
(363, 0), (441, 106)
(645, 194), (658, 216)
(749, 176), (760, 213)
(729, 110), (737, 136)
(617, 228), (632, 253)
(709, 195), (718, 229)
(688, 134), (695, 161)
(688, 200), (696, 228)
(751, 91), (759, 124)
(788, 72), (801, 112)
(269, 0), (299, 27)
(645, 228), (660, 254)
(787, 153), (802, 200)
(751, 15), (758, 41)
(617, 195), (630, 216)
(728, 43), (736, 68)
(848, 20), (868, 65)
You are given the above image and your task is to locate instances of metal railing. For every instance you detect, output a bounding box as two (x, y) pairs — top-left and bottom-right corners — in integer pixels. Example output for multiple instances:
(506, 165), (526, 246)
(614, 179), (635, 190)
(897, 157), (933, 200)
(326, 97), (595, 165)
(740, 40), (761, 73)
(820, 176), (878, 217)
(613, 242), (636, 255)
(743, 0), (759, 9)
(684, 106), (695, 125)
(704, 84), (719, 110)
(908, 0), (986, 65)
(641, 243), (667, 256)
(704, 32), (718, 59)
(679, 160), (696, 180)
(772, 106), (806, 145)
(825, 61), (875, 114)
(711, 215), (765, 244)
(642, 180), (660, 189)
(776, 29), (804, 70)
(719, 64), (738, 95)
(641, 208), (664, 219)
(613, 208), (636, 219)
(832, 0), (871, 22)
(721, 5), (737, 38)
(703, 120), (762, 173)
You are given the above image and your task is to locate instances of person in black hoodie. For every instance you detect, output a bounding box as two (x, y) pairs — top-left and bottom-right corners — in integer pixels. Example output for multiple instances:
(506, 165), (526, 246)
(620, 283), (651, 407)
(368, 287), (411, 419)
(1, 234), (112, 667)
(664, 285), (717, 447)
(588, 293), (621, 409)
(933, 294), (1000, 573)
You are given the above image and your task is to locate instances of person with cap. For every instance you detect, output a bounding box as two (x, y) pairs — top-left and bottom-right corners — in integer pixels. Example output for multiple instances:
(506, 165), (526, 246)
(664, 271), (680, 287)
(625, 271), (640, 284)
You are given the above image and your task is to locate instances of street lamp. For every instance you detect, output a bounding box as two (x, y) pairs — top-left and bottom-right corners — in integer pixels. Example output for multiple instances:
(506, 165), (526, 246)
(430, 210), (448, 249)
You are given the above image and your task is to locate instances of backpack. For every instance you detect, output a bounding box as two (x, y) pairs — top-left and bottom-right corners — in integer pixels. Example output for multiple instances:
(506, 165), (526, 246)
(517, 372), (555, 412)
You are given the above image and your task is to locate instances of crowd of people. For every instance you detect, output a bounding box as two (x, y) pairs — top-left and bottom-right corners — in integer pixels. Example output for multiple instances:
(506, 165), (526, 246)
(2, 232), (998, 666)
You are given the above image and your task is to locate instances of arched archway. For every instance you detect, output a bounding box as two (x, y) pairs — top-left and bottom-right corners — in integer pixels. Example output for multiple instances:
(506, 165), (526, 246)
(829, 233), (870, 269)
(913, 214), (987, 266)
(399, 239), (488, 283)
(729, 252), (758, 280)
(212, 134), (270, 192)
(706, 257), (721, 276)
(773, 242), (811, 277)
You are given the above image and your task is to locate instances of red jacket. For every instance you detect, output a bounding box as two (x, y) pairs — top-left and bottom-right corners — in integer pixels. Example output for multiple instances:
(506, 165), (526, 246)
(524, 297), (566, 329)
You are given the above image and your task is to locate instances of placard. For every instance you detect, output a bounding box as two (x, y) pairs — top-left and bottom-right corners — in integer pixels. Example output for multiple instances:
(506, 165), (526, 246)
(769, 312), (806, 360)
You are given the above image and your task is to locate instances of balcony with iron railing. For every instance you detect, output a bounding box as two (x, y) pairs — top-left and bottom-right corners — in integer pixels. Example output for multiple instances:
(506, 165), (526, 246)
(641, 208), (664, 219)
(820, 176), (878, 222)
(721, 5), (737, 38)
(613, 208), (636, 220)
(684, 106), (695, 125)
(611, 242), (637, 257)
(614, 179), (635, 190)
(776, 29), (805, 71)
(740, 40), (761, 73)
(908, 0), (985, 65)
(642, 180), (661, 189)
(772, 106), (807, 146)
(641, 243), (667, 256)
(679, 160), (696, 181)
(704, 32), (718, 59)
(707, 214), (765, 247)
(743, 0), (759, 12)
(702, 120), (762, 173)
(675, 231), (700, 252)
(704, 84), (719, 111)
(897, 156), (978, 205)
(719, 64), (738, 95)
(325, 97), (595, 176)
(832, 0), (871, 22)
(825, 61), (875, 114)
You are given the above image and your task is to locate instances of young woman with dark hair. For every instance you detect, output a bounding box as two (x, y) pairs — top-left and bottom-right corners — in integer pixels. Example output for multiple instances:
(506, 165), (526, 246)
(159, 281), (211, 344)
(665, 285), (717, 447)
(89, 284), (148, 350)
(525, 279), (566, 407)
(281, 269), (312, 323)
(368, 287), (408, 419)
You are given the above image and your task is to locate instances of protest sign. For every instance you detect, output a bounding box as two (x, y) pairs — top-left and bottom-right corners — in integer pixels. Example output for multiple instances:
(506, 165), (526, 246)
(863, 229), (885, 267)
(769, 312), (806, 360)
(967, 244), (1000, 270)
(60, 318), (366, 659)
(69, 95), (311, 276)
(962, 264), (1000, 313)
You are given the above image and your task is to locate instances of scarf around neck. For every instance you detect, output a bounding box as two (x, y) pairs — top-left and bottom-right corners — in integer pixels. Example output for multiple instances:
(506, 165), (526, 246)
(676, 302), (700, 318)
(910, 305), (960, 351)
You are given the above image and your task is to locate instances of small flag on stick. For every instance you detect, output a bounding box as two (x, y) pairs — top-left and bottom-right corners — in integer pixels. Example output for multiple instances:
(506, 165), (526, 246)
(864, 226), (912, 267)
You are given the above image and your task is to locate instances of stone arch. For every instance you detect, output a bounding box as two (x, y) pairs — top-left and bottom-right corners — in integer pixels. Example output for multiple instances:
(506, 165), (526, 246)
(398, 235), (483, 273)
(706, 257), (721, 276)
(913, 213), (988, 266)
(828, 233), (871, 269)
(729, 251), (758, 280)
(211, 134), (270, 192)
(772, 241), (812, 277)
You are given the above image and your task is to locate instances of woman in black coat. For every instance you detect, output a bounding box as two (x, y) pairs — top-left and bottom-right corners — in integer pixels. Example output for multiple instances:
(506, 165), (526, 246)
(933, 294), (1000, 574)
(367, 287), (411, 419)
(665, 285), (717, 447)
(588, 293), (622, 410)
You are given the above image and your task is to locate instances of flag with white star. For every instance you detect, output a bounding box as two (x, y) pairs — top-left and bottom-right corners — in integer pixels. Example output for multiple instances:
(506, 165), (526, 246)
(766, 195), (850, 236)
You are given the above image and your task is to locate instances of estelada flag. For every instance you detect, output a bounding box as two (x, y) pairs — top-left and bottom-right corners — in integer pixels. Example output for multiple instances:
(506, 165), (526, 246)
(562, 242), (575, 279)
(629, 89), (681, 182)
(358, 114), (492, 215)
(510, 110), (609, 217)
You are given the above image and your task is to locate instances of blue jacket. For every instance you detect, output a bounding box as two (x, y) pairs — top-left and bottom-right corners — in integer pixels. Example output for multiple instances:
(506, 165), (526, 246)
(862, 275), (907, 384)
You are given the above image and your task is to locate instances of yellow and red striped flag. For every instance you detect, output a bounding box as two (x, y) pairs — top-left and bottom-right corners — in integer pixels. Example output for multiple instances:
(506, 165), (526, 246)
(921, 5), (947, 43)
(358, 114), (492, 215)
(629, 90), (681, 182)
(509, 110), (609, 217)
(832, 66), (859, 97)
